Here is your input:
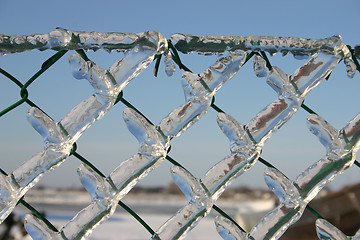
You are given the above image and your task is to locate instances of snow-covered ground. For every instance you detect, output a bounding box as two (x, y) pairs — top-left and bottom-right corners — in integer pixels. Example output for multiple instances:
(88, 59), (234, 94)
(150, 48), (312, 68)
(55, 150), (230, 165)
(45, 212), (222, 240)
(13, 189), (275, 239)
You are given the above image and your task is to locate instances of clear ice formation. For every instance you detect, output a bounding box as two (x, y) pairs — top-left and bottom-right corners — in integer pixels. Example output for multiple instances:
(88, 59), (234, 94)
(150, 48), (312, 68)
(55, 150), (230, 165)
(253, 54), (267, 78)
(215, 113), (360, 240)
(316, 218), (360, 240)
(1, 31), (358, 240)
(164, 50), (176, 76)
(153, 36), (346, 239)
(0, 29), (166, 225)
(170, 33), (356, 78)
(25, 44), (251, 240)
(0, 27), (167, 55)
(158, 49), (249, 138)
(25, 107), (170, 239)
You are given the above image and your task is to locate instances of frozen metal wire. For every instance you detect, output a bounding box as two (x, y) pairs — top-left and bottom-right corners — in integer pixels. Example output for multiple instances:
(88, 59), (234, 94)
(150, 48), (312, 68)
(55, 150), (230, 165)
(0, 29), (359, 240)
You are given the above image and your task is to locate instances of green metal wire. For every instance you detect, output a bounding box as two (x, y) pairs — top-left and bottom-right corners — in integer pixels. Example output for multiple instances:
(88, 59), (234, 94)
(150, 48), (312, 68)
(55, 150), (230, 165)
(306, 205), (324, 219)
(168, 40), (192, 73)
(301, 102), (318, 115)
(153, 54), (162, 77)
(0, 50), (67, 117)
(0, 68), (35, 117)
(354, 160), (360, 168)
(19, 198), (59, 232)
(213, 204), (246, 232)
(116, 91), (155, 126)
(118, 201), (155, 235)
(0, 38), (358, 238)
(211, 96), (225, 113)
(259, 51), (272, 71)
(70, 143), (106, 178)
(19, 50), (68, 101)
(75, 49), (90, 62)
(166, 155), (185, 169)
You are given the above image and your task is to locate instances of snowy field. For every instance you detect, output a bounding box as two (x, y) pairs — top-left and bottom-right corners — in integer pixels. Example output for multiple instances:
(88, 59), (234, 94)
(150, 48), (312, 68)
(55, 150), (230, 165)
(13, 190), (275, 239)
(13, 209), (230, 239)
(49, 212), (221, 240)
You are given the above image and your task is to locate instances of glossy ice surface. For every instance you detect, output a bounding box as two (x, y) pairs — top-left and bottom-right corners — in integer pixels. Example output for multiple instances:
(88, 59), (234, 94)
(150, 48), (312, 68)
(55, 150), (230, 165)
(0, 30), (358, 239)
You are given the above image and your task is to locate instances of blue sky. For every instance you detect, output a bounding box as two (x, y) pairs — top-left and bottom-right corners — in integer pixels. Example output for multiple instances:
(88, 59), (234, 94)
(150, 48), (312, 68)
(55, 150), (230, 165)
(0, 0), (359, 191)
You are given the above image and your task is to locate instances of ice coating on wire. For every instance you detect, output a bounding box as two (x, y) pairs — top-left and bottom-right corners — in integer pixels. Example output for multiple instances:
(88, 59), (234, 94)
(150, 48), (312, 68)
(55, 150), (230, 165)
(253, 54), (267, 78)
(170, 33), (356, 77)
(0, 28), (167, 55)
(0, 31), (166, 225)
(216, 113), (360, 240)
(316, 219), (360, 240)
(0, 30), (358, 240)
(25, 107), (170, 239)
(164, 51), (176, 76)
(159, 50), (248, 138)
(24, 215), (62, 240)
(155, 44), (343, 239)
(25, 47), (250, 240)
(215, 216), (247, 240)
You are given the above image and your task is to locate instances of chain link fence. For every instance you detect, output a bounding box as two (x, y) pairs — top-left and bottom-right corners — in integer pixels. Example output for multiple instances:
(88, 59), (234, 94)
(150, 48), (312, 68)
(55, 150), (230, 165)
(0, 28), (360, 239)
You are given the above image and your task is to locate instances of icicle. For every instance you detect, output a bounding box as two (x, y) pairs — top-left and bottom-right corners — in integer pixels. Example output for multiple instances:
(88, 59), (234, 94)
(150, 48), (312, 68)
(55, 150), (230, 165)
(155, 166), (212, 239)
(264, 168), (301, 208)
(27, 107), (70, 150)
(164, 51), (176, 76)
(306, 114), (342, 152)
(171, 166), (210, 206)
(344, 57), (357, 78)
(253, 54), (267, 78)
(315, 219), (350, 240)
(24, 214), (62, 240)
(57, 164), (118, 239)
(215, 216), (247, 240)
(78, 164), (114, 201)
(216, 113), (253, 155)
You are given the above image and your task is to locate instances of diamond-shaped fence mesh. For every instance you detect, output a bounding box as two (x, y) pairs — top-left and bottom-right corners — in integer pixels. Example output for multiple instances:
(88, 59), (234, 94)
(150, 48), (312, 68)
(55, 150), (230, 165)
(0, 29), (360, 240)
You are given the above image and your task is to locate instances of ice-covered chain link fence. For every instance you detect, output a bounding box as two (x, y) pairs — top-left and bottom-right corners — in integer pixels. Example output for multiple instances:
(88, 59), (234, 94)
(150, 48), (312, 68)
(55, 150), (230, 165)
(0, 28), (360, 240)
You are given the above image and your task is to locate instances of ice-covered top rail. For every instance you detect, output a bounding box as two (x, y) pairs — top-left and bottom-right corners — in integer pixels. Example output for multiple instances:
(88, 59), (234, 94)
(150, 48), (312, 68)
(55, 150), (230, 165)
(171, 33), (350, 57)
(171, 33), (359, 78)
(0, 28), (167, 55)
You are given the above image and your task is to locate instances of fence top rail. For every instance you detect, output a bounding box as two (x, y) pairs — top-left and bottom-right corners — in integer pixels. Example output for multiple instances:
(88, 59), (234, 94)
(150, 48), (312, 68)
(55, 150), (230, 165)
(171, 33), (349, 56)
(0, 28), (167, 55)
(1, 28), (358, 78)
